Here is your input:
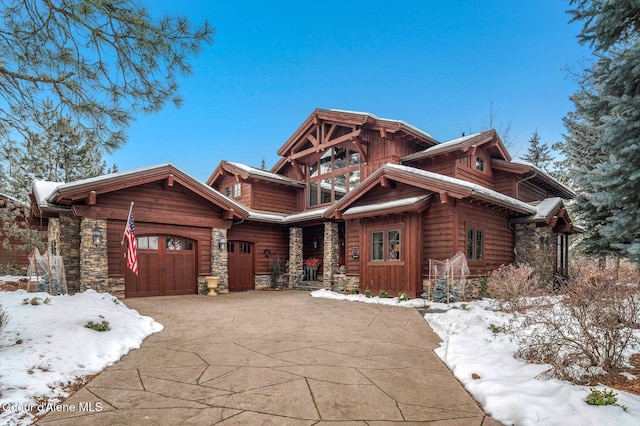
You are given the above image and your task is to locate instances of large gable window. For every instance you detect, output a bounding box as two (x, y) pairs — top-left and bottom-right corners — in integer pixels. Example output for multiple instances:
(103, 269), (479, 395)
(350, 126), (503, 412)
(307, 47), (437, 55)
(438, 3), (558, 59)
(307, 147), (361, 206)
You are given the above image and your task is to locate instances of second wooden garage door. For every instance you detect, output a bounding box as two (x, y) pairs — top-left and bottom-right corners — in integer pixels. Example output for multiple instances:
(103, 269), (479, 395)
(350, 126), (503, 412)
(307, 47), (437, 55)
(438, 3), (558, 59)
(125, 235), (197, 297)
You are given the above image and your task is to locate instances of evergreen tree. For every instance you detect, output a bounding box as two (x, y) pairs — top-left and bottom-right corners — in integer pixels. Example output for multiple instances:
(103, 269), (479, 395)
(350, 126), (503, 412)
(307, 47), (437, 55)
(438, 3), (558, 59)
(2, 101), (110, 201)
(0, 0), (213, 151)
(565, 0), (640, 263)
(521, 130), (554, 172)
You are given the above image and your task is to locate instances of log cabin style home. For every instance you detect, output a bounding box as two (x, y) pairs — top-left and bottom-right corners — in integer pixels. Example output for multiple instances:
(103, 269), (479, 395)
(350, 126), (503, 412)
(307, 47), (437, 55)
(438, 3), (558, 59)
(29, 109), (578, 298)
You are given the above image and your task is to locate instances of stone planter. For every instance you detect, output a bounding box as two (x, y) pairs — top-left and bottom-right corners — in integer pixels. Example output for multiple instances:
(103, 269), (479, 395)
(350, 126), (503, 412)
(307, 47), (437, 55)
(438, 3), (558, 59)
(205, 276), (219, 296)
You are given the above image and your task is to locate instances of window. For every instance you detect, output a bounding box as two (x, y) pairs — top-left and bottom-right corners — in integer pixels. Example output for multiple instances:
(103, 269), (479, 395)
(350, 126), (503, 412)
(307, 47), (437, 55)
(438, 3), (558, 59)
(371, 229), (401, 262)
(166, 237), (193, 250)
(307, 148), (361, 206)
(233, 182), (241, 197)
(225, 186), (232, 197)
(466, 228), (484, 261)
(372, 231), (384, 261)
(137, 236), (159, 250)
(475, 156), (485, 172)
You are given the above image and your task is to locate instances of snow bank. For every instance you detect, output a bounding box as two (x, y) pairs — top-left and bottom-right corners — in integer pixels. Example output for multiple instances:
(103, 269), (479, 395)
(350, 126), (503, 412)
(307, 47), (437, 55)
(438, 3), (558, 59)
(0, 289), (163, 425)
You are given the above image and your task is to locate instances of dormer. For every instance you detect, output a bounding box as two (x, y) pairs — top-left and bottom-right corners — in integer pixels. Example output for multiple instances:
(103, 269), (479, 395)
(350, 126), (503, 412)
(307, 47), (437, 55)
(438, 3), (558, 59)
(206, 161), (304, 214)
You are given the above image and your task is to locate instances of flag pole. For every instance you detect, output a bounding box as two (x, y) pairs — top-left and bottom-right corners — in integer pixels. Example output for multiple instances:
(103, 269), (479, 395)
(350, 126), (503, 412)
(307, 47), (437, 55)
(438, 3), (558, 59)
(121, 201), (134, 245)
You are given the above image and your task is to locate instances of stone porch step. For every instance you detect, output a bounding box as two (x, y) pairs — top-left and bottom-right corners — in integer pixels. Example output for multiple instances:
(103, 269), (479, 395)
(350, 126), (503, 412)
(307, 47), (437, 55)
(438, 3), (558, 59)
(293, 281), (323, 292)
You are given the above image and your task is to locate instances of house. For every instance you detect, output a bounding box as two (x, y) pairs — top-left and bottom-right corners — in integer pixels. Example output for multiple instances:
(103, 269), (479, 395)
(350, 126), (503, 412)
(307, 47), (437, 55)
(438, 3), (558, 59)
(29, 109), (578, 298)
(0, 193), (45, 274)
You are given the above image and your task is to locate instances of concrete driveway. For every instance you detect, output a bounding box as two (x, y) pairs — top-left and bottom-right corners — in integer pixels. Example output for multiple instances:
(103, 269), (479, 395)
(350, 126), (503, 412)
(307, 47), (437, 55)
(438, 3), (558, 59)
(38, 291), (500, 425)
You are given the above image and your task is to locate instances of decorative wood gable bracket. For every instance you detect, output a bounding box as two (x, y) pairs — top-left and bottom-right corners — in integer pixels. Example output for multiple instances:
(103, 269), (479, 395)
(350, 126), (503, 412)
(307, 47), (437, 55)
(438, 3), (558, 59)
(286, 119), (369, 180)
(163, 173), (174, 189)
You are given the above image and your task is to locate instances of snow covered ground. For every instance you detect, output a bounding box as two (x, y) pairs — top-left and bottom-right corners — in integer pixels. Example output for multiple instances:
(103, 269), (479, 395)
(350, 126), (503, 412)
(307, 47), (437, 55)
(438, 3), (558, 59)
(311, 289), (640, 426)
(0, 283), (163, 426)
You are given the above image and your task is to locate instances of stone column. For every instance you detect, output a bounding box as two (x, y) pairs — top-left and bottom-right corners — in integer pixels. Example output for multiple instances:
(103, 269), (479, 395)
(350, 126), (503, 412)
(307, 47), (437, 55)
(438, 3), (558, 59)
(79, 218), (110, 294)
(288, 227), (303, 288)
(322, 222), (339, 290)
(210, 228), (229, 293)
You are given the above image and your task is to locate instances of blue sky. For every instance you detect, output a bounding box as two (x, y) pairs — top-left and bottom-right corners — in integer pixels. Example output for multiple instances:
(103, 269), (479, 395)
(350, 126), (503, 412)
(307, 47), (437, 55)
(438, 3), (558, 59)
(106, 1), (592, 182)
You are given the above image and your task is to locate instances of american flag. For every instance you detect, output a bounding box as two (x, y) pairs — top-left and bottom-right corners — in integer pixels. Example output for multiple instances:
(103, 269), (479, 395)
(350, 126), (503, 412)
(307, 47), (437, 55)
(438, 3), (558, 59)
(124, 207), (138, 275)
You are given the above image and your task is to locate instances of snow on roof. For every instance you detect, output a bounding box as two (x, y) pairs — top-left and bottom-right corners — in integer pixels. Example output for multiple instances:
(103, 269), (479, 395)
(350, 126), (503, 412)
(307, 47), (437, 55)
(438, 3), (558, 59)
(343, 195), (431, 217)
(226, 161), (303, 186)
(32, 180), (63, 206)
(531, 197), (563, 221)
(402, 132), (486, 162)
(246, 207), (329, 224)
(328, 109), (434, 140)
(384, 164), (536, 214)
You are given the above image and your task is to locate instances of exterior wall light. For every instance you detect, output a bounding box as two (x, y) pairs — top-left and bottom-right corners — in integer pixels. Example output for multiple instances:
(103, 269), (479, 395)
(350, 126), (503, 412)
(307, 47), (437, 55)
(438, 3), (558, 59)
(218, 236), (227, 250)
(92, 225), (102, 245)
(313, 238), (319, 249)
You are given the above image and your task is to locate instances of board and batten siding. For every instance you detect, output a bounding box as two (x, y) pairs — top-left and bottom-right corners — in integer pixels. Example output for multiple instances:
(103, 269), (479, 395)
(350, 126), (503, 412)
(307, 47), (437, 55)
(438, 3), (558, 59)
(359, 212), (422, 298)
(250, 181), (299, 213)
(457, 199), (513, 277)
(227, 221), (289, 275)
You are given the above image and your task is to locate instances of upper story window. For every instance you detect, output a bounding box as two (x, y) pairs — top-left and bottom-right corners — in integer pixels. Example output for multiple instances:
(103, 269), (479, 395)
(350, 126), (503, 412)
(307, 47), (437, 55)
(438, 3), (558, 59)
(475, 156), (485, 172)
(233, 182), (241, 198)
(225, 186), (232, 197)
(308, 147), (361, 207)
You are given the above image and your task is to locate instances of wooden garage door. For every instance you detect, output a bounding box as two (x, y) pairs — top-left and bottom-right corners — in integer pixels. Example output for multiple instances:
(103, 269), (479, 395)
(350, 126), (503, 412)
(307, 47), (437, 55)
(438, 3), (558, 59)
(125, 235), (197, 297)
(228, 241), (254, 291)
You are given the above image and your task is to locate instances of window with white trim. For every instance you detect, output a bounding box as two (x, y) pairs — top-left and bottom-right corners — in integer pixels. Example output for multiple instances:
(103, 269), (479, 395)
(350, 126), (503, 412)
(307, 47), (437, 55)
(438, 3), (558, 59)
(233, 182), (241, 198)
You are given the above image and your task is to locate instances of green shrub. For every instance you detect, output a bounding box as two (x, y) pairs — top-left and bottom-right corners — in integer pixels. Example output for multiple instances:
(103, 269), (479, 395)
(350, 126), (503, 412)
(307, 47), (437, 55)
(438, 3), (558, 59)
(379, 290), (388, 298)
(85, 320), (110, 332)
(585, 388), (626, 410)
(488, 323), (503, 334)
(364, 289), (371, 298)
(397, 292), (408, 302)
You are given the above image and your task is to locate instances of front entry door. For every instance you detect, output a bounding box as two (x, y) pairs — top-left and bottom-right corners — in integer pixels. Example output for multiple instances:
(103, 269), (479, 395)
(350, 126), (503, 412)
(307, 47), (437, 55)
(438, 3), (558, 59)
(227, 241), (254, 291)
(125, 235), (197, 297)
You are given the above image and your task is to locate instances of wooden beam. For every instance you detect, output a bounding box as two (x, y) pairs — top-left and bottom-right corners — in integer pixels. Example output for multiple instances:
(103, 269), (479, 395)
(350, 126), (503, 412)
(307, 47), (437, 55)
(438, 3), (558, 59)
(350, 136), (368, 164)
(163, 173), (174, 189)
(307, 133), (318, 146)
(290, 159), (305, 181)
(380, 176), (395, 189)
(379, 127), (388, 139)
(325, 123), (337, 143)
(222, 209), (235, 220)
(288, 129), (362, 161)
(549, 216), (559, 227)
(439, 191), (452, 204)
(88, 191), (97, 206)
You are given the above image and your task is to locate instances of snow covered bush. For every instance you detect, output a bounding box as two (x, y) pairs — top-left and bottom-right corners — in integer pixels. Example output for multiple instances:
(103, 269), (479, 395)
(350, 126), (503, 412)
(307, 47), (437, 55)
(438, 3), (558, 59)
(510, 274), (640, 382)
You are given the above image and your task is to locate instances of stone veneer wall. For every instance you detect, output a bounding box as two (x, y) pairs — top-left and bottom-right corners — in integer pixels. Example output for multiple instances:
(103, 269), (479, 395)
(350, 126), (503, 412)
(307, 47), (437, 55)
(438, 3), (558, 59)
(79, 218), (121, 296)
(288, 227), (303, 288)
(331, 274), (360, 293)
(207, 228), (229, 294)
(514, 223), (556, 282)
(322, 222), (339, 290)
(49, 215), (81, 294)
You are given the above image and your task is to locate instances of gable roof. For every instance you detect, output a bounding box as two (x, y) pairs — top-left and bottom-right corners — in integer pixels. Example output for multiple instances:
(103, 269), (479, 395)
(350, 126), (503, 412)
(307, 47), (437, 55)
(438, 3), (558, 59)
(401, 129), (511, 162)
(206, 160), (304, 188)
(491, 159), (576, 199)
(325, 163), (537, 219)
(34, 163), (249, 219)
(273, 109), (439, 174)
